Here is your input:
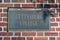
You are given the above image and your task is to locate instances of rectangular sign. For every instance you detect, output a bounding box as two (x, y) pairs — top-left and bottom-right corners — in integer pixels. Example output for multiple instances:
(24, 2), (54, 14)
(8, 8), (50, 31)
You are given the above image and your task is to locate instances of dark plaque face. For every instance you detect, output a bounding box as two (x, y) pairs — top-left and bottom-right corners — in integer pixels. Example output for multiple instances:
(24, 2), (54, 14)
(8, 8), (50, 31)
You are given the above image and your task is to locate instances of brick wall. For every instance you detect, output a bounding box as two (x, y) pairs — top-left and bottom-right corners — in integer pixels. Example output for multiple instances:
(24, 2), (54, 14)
(0, 0), (60, 40)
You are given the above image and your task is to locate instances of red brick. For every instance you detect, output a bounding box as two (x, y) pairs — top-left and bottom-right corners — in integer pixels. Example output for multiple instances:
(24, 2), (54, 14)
(37, 32), (43, 36)
(50, 23), (58, 26)
(48, 0), (54, 3)
(56, 0), (60, 3)
(15, 32), (21, 36)
(22, 4), (35, 8)
(34, 0), (47, 3)
(56, 28), (60, 31)
(50, 28), (55, 31)
(0, 18), (2, 21)
(34, 37), (48, 40)
(12, 37), (25, 40)
(18, 0), (25, 2)
(45, 32), (58, 36)
(50, 18), (55, 22)
(56, 9), (60, 12)
(4, 37), (10, 40)
(50, 9), (55, 13)
(51, 14), (58, 17)
(26, 0), (32, 2)
(37, 4), (43, 8)
(0, 4), (13, 7)
(12, 0), (25, 2)
(1, 13), (7, 17)
(0, 23), (7, 26)
(3, 9), (7, 12)
(4, 27), (7, 31)
(57, 37), (60, 40)
(27, 37), (33, 40)
(0, 27), (2, 31)
(0, 9), (2, 12)
(0, 32), (13, 36)
(56, 18), (60, 22)
(0, 0), (2, 2)
(3, 18), (7, 21)
(14, 4), (20, 7)
(22, 32), (36, 36)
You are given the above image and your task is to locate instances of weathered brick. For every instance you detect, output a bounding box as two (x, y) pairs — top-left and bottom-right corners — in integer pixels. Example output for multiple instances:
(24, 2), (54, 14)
(37, 4), (43, 8)
(1, 13), (7, 17)
(4, 27), (7, 31)
(4, 37), (10, 40)
(15, 32), (21, 36)
(37, 32), (43, 36)
(57, 37), (60, 40)
(22, 32), (36, 36)
(26, 0), (32, 2)
(0, 0), (2, 3)
(50, 18), (55, 22)
(0, 27), (2, 31)
(50, 9), (55, 13)
(0, 32), (13, 36)
(56, 18), (60, 22)
(3, 18), (7, 21)
(14, 4), (20, 7)
(56, 9), (60, 12)
(3, 9), (7, 12)
(50, 23), (58, 26)
(27, 37), (33, 40)
(48, 0), (54, 3)
(56, 0), (60, 3)
(34, 37), (48, 40)
(50, 28), (55, 31)
(22, 4), (35, 8)
(49, 37), (55, 40)
(35, 0), (47, 3)
(50, 4), (58, 8)
(0, 4), (13, 7)
(0, 9), (2, 12)
(12, 0), (25, 2)
(45, 32), (58, 36)
(0, 18), (2, 21)
(4, 0), (10, 2)
(12, 37), (25, 40)
(56, 28), (60, 31)
(0, 23), (7, 26)
(50, 14), (58, 17)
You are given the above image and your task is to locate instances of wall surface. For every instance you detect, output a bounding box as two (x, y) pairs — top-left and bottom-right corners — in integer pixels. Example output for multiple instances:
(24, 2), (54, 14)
(0, 0), (60, 40)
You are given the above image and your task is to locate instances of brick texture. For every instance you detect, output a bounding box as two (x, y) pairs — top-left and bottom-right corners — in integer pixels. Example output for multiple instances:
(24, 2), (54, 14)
(12, 37), (25, 40)
(34, 37), (48, 40)
(57, 37), (60, 40)
(27, 37), (33, 40)
(0, 4), (13, 7)
(14, 4), (20, 7)
(0, 0), (59, 40)
(45, 32), (58, 36)
(0, 32), (13, 36)
(22, 4), (35, 8)
(22, 32), (36, 36)
(50, 23), (58, 26)
(15, 32), (21, 36)
(4, 37), (10, 40)
(37, 32), (43, 36)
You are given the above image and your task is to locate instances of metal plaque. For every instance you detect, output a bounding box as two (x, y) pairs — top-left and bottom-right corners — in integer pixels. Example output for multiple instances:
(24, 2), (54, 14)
(8, 8), (50, 31)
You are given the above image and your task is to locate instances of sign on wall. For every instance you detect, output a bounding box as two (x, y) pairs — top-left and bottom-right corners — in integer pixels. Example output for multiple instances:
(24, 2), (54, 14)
(8, 8), (50, 31)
